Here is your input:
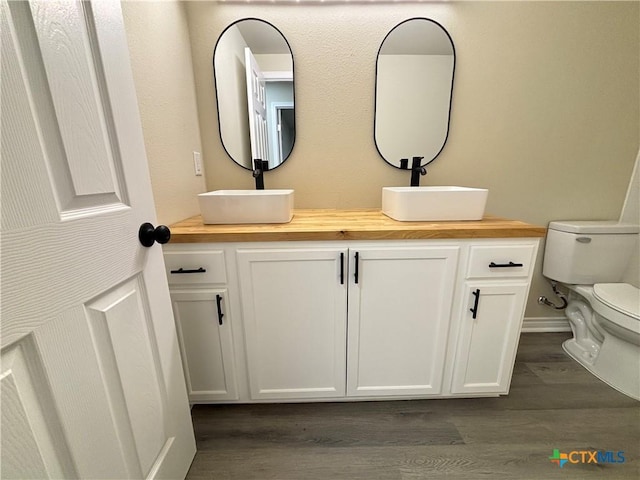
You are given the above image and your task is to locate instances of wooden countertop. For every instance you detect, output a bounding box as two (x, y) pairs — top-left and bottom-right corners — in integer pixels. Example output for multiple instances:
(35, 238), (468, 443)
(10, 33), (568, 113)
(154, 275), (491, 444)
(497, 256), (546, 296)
(168, 209), (546, 243)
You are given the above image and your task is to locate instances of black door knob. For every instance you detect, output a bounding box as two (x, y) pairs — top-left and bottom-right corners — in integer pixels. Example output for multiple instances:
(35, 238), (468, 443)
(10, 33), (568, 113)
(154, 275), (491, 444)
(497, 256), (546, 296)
(138, 222), (171, 247)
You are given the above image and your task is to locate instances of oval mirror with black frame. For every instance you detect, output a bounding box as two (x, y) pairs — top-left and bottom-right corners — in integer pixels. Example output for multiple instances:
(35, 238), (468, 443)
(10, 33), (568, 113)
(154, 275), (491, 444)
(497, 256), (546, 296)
(374, 18), (455, 170)
(213, 19), (295, 172)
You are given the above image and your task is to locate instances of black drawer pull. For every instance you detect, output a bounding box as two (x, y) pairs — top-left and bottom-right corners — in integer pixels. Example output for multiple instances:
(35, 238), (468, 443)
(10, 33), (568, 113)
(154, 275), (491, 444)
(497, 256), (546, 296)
(470, 289), (481, 319)
(170, 267), (206, 274)
(354, 252), (360, 284)
(489, 261), (523, 268)
(340, 252), (344, 285)
(216, 294), (224, 325)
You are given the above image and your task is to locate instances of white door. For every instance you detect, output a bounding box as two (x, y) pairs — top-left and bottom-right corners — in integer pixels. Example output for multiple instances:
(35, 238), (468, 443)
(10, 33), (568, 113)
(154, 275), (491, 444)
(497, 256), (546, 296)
(236, 247), (348, 400)
(244, 47), (269, 166)
(347, 247), (459, 397)
(451, 283), (529, 394)
(1, 1), (195, 479)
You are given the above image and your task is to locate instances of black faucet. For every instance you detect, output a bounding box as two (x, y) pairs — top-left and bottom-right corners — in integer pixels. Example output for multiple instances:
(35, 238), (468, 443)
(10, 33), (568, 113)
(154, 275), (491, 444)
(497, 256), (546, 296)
(253, 159), (268, 190)
(410, 156), (426, 187)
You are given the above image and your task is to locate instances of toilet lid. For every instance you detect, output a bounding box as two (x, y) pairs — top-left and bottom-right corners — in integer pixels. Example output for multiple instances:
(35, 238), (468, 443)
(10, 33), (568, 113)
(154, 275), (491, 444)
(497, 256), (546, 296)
(593, 283), (640, 321)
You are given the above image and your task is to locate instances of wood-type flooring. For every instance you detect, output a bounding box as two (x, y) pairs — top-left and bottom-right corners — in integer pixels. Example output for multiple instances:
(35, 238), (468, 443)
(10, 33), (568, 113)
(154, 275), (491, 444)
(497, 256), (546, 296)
(186, 333), (639, 479)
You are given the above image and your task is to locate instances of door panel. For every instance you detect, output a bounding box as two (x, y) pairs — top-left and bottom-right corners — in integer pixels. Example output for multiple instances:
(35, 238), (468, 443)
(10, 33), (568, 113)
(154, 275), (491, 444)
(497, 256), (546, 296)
(32, 308), (134, 479)
(1, 0), (61, 230)
(1, 339), (75, 479)
(29, 0), (125, 202)
(1, 373), (50, 480)
(6, 0), (127, 219)
(1, 1), (195, 478)
(86, 278), (167, 477)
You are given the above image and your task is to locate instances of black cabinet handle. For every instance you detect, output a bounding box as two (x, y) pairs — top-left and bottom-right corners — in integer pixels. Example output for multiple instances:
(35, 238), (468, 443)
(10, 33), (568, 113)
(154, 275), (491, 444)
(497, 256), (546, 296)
(470, 289), (481, 319)
(489, 261), (523, 268)
(340, 253), (344, 285)
(170, 267), (206, 274)
(354, 252), (360, 284)
(216, 294), (224, 325)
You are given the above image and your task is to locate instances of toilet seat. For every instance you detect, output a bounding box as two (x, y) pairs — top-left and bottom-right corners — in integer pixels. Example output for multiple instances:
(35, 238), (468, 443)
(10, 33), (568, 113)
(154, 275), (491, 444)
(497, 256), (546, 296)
(592, 283), (640, 333)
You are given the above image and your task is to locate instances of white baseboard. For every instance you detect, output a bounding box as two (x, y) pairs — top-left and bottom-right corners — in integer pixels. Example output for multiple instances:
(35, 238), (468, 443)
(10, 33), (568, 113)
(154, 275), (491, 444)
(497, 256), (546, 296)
(522, 316), (571, 333)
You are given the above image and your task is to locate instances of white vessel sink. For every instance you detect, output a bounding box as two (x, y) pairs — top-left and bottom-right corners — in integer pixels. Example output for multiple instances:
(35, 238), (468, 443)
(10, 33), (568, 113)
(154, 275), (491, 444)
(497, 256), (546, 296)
(198, 189), (294, 224)
(382, 186), (488, 221)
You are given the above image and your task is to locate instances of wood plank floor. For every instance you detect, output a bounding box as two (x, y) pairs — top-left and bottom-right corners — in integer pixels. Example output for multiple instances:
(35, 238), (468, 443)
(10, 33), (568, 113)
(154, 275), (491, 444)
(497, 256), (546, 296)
(186, 333), (640, 479)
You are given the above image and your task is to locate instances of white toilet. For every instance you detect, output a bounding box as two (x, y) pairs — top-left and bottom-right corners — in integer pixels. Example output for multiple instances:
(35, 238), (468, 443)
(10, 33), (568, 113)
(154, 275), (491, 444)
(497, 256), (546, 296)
(543, 220), (640, 400)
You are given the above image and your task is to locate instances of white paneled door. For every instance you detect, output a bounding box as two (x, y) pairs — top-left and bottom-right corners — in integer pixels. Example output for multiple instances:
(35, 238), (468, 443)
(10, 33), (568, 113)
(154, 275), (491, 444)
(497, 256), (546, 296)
(1, 1), (196, 479)
(245, 47), (269, 166)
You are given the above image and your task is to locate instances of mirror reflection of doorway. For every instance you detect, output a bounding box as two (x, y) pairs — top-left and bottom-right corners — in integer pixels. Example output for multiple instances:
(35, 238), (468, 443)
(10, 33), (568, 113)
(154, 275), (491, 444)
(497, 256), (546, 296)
(264, 80), (294, 168)
(277, 107), (295, 164)
(214, 19), (295, 171)
(244, 47), (269, 166)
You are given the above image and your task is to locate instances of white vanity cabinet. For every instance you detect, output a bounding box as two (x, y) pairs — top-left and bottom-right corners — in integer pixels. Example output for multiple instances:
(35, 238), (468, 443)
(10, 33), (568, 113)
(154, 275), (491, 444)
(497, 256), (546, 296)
(234, 245), (461, 400)
(163, 219), (542, 403)
(164, 248), (239, 402)
(450, 243), (538, 394)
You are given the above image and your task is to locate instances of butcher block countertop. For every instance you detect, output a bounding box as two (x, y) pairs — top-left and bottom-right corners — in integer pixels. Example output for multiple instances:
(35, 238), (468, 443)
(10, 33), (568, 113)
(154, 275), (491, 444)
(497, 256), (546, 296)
(168, 209), (546, 243)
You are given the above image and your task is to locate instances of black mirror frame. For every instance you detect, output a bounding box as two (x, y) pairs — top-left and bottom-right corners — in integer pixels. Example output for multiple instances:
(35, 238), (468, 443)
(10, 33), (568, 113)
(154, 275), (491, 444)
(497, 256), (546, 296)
(373, 17), (456, 170)
(212, 18), (296, 171)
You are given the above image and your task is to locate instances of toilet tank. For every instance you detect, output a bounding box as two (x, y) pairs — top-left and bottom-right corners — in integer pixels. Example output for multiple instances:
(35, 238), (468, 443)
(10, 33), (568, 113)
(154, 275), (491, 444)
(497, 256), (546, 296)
(543, 221), (640, 284)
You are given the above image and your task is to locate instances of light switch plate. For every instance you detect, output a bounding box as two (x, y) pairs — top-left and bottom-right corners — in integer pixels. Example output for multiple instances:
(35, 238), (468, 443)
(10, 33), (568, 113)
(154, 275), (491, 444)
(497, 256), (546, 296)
(193, 151), (202, 176)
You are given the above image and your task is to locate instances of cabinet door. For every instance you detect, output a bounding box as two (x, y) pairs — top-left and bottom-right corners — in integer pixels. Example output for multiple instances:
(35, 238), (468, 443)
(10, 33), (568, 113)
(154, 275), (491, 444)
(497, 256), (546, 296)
(451, 283), (528, 394)
(347, 247), (459, 397)
(170, 290), (238, 402)
(237, 248), (348, 400)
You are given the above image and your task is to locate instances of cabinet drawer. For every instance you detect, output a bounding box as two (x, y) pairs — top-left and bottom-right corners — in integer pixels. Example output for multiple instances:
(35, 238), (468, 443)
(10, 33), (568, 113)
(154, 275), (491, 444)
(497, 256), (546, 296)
(164, 251), (227, 285)
(466, 244), (536, 279)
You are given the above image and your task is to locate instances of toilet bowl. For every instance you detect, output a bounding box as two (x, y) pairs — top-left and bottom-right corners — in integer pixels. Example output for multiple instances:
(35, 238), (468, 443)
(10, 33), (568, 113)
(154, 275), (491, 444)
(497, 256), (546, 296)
(542, 220), (640, 401)
(592, 284), (640, 345)
(562, 284), (640, 400)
